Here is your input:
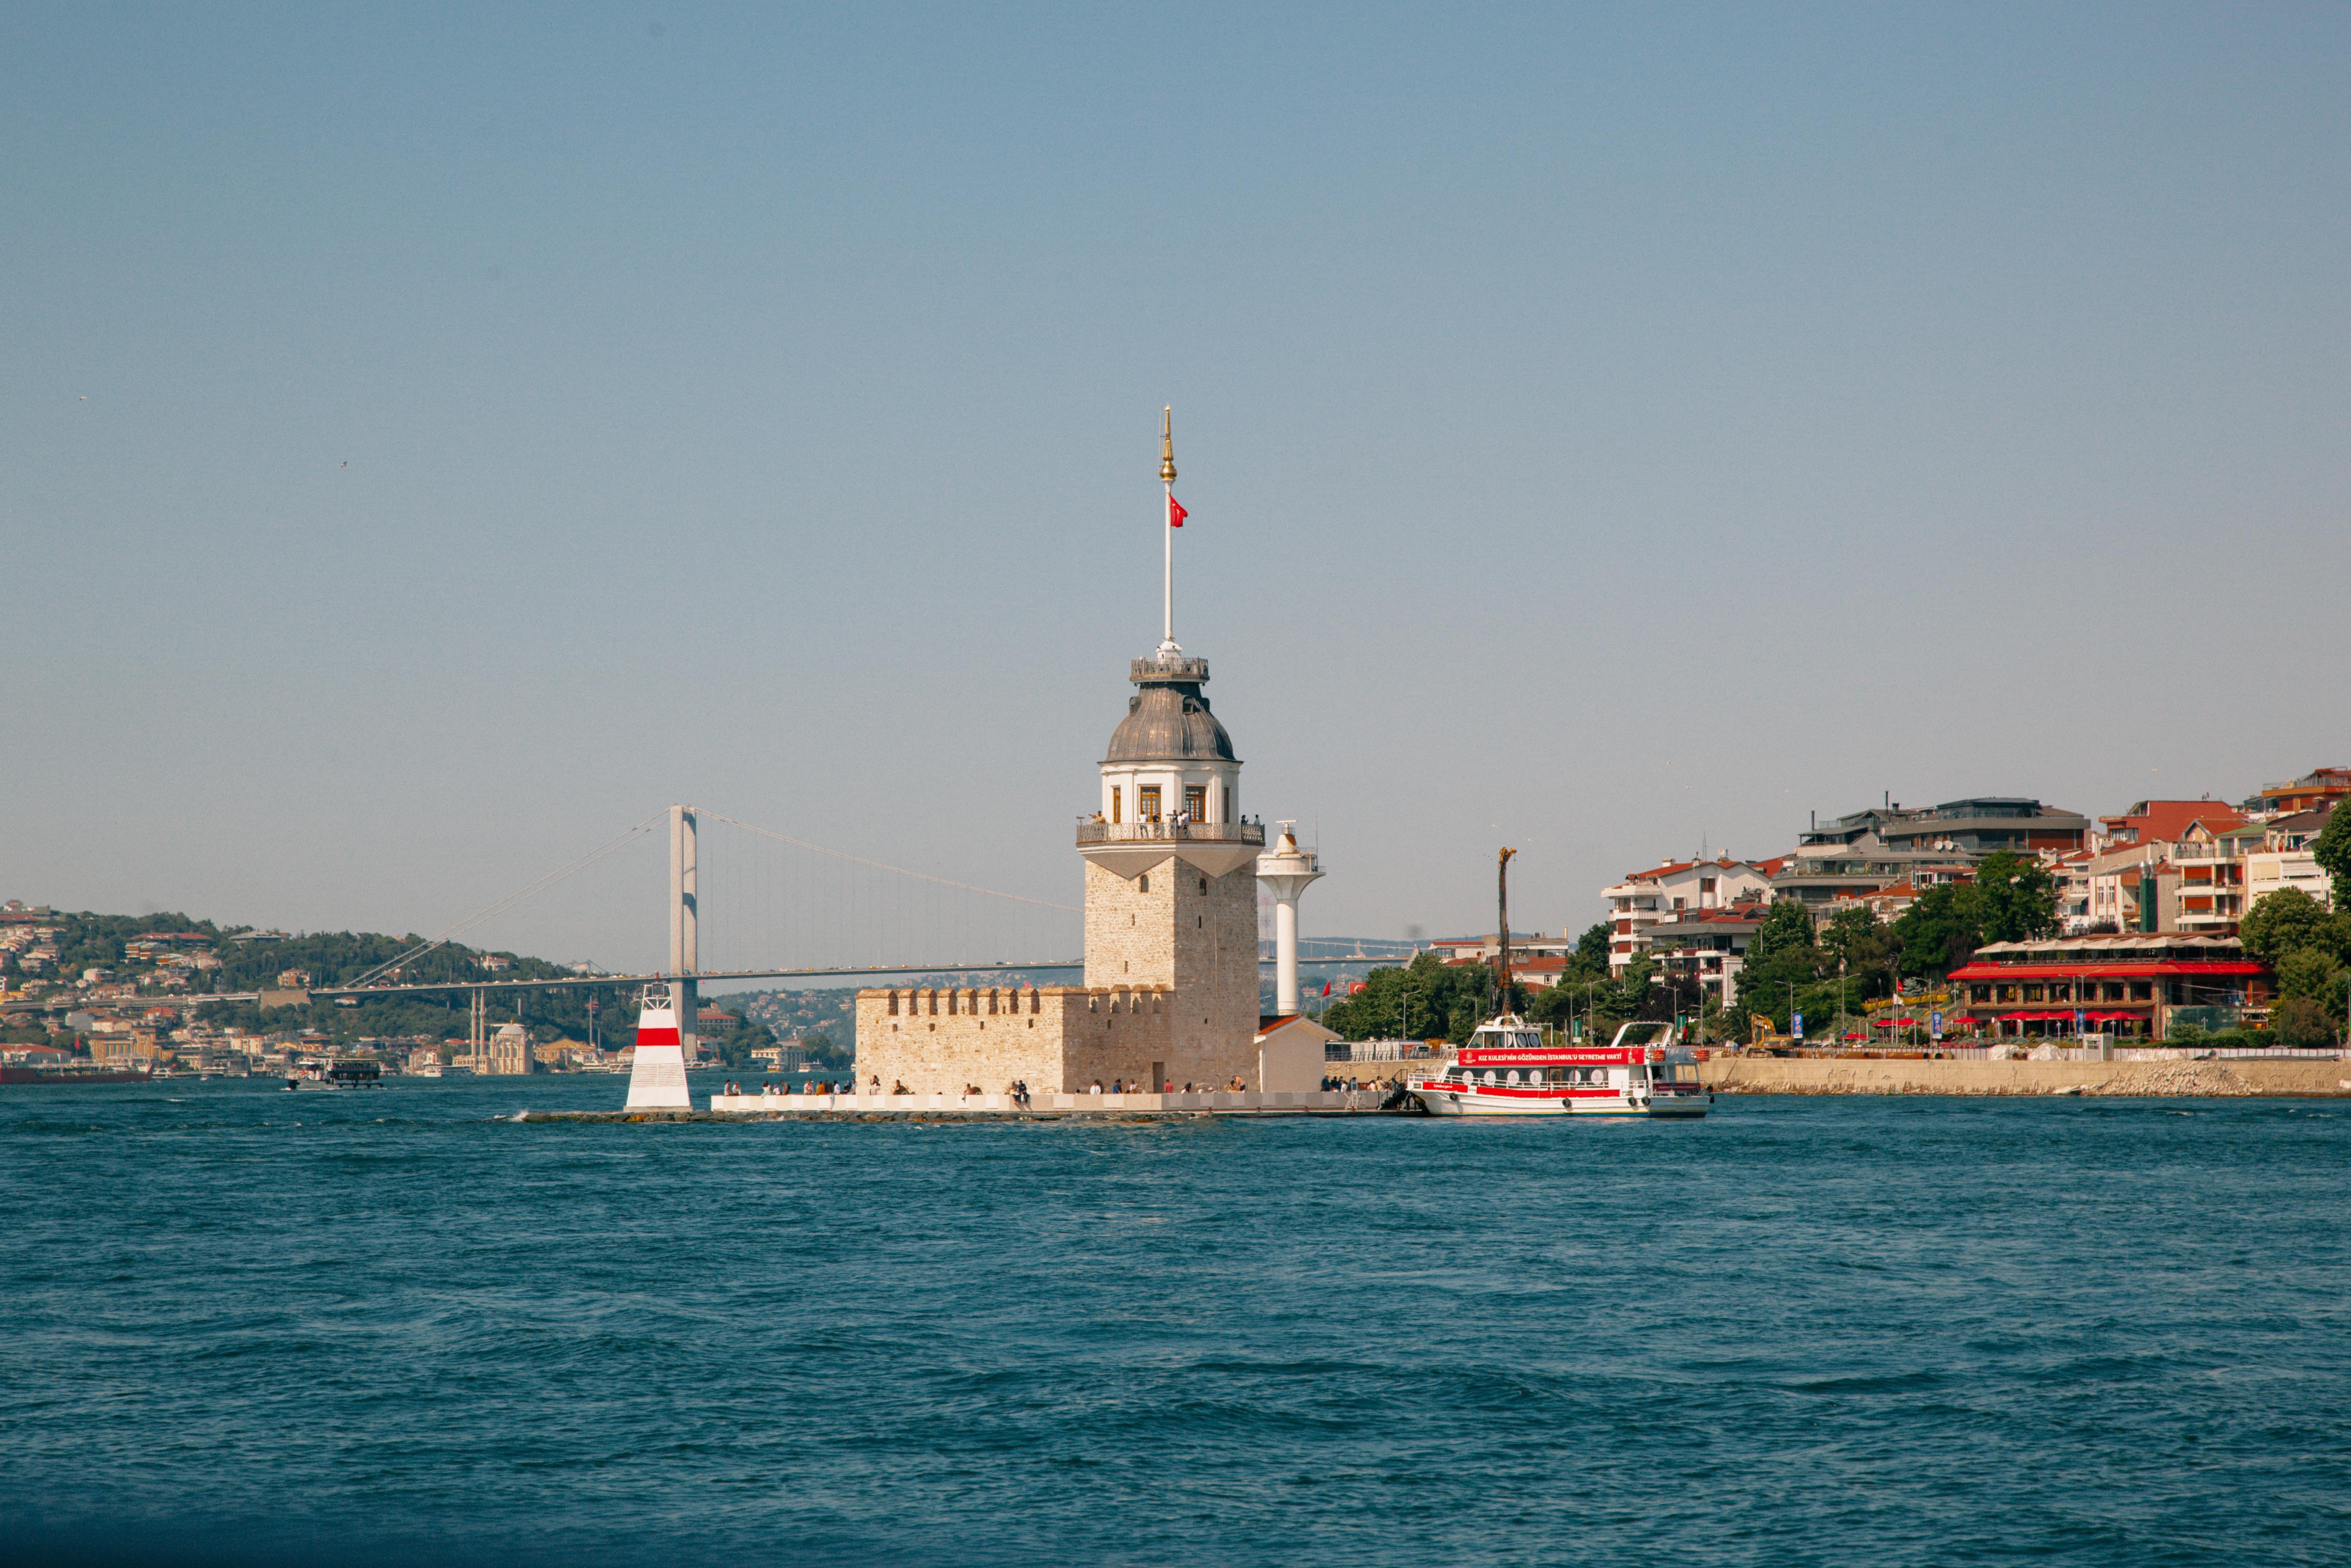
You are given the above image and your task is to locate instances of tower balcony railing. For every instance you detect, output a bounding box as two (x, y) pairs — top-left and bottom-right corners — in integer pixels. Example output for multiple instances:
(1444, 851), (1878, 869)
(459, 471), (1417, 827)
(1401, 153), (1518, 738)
(1076, 818), (1265, 848)
(1130, 656), (1210, 682)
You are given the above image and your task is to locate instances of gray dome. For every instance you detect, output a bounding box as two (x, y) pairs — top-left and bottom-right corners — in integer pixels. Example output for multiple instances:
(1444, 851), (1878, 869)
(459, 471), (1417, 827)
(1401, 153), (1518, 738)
(1104, 657), (1238, 764)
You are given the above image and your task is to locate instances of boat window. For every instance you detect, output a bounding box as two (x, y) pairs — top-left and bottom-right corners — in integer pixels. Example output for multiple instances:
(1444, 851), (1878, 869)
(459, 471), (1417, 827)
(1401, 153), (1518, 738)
(1506, 1070), (1521, 1085)
(1480, 1070), (1498, 1086)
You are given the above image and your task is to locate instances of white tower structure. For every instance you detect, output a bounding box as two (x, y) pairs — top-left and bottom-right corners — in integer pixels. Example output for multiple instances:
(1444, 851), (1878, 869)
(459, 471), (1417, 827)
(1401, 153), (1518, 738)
(1255, 823), (1324, 1017)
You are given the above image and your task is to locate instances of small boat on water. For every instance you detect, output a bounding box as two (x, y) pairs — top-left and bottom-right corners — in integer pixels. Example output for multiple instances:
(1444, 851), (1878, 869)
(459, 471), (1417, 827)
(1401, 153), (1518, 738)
(286, 1060), (383, 1091)
(1405, 1019), (1713, 1118)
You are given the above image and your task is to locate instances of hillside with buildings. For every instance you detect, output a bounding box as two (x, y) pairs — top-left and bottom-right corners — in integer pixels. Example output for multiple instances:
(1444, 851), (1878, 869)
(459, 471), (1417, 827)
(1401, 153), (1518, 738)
(1326, 767), (2351, 1053)
(0, 908), (772, 1076)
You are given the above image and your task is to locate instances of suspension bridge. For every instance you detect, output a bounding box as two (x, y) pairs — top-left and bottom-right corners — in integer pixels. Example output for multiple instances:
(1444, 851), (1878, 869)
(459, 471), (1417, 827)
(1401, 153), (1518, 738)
(288, 804), (1417, 1049)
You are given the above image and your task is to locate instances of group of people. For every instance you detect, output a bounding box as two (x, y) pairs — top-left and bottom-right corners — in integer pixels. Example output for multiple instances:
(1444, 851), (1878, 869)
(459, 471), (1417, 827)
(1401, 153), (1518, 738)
(1080, 1076), (1250, 1094)
(745, 1074), (1268, 1100)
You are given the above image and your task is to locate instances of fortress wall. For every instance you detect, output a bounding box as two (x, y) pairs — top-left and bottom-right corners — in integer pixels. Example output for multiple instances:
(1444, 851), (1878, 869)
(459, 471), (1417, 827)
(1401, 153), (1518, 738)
(1058, 987), (1174, 1090)
(854, 986), (1072, 1095)
(855, 984), (1197, 1094)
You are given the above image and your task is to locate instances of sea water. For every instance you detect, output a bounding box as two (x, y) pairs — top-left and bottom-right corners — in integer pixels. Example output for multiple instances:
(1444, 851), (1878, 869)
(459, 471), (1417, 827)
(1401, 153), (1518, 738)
(3, 1077), (2347, 1566)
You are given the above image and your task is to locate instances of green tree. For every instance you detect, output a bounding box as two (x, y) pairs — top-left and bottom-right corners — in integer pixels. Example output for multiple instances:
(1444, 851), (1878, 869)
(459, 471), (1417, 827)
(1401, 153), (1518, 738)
(2239, 888), (2332, 964)
(1892, 883), (1985, 979)
(1974, 851), (2059, 944)
(2314, 805), (2351, 905)
(2273, 997), (2337, 1048)
(1323, 952), (1497, 1043)
(1745, 901), (1816, 970)
(1575, 922), (1612, 968)
(2274, 947), (2344, 1010)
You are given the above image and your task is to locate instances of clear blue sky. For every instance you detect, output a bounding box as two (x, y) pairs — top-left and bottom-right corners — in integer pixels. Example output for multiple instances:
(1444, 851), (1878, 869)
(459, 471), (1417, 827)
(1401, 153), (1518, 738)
(6, 4), (2347, 968)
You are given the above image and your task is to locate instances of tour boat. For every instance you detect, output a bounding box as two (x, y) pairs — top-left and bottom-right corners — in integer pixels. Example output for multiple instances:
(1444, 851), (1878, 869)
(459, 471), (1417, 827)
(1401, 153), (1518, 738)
(284, 1060), (383, 1091)
(1404, 1019), (1712, 1118)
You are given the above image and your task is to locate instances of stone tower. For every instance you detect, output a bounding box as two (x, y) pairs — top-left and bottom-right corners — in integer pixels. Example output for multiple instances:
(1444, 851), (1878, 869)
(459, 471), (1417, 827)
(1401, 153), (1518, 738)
(1076, 653), (1265, 1086)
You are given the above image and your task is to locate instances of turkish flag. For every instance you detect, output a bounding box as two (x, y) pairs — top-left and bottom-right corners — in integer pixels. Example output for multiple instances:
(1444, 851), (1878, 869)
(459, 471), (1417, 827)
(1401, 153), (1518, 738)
(1322, 981), (1332, 997)
(1168, 494), (1187, 528)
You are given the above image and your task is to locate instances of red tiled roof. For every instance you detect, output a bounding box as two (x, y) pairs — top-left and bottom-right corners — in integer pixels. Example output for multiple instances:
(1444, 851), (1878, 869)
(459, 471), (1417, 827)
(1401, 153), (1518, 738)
(2098, 800), (2248, 846)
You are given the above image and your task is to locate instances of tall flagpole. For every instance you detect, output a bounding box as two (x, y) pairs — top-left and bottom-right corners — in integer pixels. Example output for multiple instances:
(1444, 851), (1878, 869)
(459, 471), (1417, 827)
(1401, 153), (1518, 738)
(1159, 405), (1178, 654)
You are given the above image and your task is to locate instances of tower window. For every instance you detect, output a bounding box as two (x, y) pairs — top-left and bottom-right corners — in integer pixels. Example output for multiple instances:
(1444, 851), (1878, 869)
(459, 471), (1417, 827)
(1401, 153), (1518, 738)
(1199, 876), (1208, 894)
(1139, 785), (1161, 821)
(1139, 874), (1149, 893)
(1111, 786), (1122, 825)
(1185, 785), (1206, 822)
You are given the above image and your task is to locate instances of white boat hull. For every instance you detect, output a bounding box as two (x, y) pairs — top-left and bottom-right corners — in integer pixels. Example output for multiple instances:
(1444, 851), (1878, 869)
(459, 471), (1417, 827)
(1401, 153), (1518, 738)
(1409, 1082), (1712, 1118)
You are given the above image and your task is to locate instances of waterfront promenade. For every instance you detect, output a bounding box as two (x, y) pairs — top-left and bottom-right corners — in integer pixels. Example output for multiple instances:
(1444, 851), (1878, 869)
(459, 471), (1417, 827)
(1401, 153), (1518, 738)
(1701, 1054), (2351, 1097)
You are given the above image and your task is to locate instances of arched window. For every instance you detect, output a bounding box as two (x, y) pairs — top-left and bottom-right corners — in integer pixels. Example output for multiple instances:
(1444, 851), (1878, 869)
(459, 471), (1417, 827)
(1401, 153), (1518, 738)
(1139, 874), (1149, 893)
(887, 991), (899, 1016)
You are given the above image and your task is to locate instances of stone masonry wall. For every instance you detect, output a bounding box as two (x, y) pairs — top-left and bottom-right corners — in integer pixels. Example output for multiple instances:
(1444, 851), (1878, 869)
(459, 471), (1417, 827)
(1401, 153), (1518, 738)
(1057, 986), (1174, 1091)
(1082, 856), (1259, 1088)
(1084, 858), (1175, 987)
(855, 985), (1069, 1095)
(853, 984), (1183, 1094)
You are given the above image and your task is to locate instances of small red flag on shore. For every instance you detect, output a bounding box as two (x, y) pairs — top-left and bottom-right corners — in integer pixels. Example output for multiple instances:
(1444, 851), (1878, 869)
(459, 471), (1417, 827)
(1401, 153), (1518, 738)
(1168, 495), (1187, 528)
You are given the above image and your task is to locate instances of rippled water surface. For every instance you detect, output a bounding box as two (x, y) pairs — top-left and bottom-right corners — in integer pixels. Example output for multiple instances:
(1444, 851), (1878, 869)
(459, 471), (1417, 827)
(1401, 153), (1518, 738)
(3, 1076), (2348, 1565)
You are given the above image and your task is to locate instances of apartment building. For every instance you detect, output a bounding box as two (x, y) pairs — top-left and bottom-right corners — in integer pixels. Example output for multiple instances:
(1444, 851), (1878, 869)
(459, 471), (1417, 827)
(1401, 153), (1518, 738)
(1873, 798), (2090, 856)
(1601, 857), (1778, 974)
(2083, 800), (2253, 934)
(1639, 907), (1768, 1004)
(1772, 819), (1970, 907)
(2254, 767), (2351, 815)
(2245, 800), (2336, 912)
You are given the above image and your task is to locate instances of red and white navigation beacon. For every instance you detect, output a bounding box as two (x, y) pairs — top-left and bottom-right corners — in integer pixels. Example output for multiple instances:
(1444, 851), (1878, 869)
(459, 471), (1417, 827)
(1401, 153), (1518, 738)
(624, 980), (693, 1110)
(1404, 1018), (1713, 1119)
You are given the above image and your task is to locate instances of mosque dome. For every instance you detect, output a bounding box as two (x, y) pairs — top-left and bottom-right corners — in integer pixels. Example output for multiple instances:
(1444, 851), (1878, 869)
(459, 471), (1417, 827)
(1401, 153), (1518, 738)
(1103, 656), (1238, 764)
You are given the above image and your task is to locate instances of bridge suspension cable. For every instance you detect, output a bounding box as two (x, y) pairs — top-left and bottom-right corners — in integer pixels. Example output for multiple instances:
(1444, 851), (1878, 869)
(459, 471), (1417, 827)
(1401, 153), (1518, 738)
(347, 808), (670, 988)
(693, 809), (1078, 912)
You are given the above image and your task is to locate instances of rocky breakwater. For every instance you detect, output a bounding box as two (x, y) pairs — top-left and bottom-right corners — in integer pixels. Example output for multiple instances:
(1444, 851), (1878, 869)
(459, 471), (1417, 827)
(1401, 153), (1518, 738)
(1698, 1057), (2351, 1098)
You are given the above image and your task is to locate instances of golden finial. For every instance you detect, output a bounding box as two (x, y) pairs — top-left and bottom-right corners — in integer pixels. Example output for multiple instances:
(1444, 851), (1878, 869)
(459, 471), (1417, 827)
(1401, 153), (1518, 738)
(1160, 405), (1177, 482)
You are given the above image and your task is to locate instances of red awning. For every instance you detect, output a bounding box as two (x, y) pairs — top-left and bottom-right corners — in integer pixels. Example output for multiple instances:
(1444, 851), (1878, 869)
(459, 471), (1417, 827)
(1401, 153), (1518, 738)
(1947, 960), (2263, 980)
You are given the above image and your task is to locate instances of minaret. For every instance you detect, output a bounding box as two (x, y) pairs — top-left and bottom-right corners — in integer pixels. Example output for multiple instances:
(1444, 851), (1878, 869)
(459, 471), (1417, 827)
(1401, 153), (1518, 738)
(1255, 823), (1324, 1017)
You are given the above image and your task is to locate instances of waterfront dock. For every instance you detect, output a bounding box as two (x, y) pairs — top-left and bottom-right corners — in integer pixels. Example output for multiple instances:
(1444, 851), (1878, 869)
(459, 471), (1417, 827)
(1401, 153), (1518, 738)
(529, 1087), (1405, 1123)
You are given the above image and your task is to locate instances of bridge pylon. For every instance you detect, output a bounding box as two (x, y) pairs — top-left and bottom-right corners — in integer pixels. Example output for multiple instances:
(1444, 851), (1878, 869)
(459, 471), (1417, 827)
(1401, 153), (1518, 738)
(624, 802), (699, 1109)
